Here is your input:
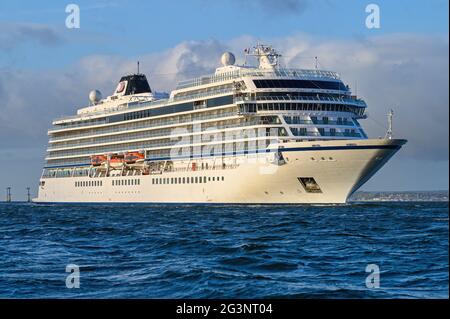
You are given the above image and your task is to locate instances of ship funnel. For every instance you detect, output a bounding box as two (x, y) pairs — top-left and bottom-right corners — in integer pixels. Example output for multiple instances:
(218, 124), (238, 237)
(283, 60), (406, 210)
(114, 74), (152, 96)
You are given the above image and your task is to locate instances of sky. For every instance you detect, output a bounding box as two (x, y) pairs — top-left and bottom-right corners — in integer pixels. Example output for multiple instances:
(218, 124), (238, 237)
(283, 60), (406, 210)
(0, 0), (448, 200)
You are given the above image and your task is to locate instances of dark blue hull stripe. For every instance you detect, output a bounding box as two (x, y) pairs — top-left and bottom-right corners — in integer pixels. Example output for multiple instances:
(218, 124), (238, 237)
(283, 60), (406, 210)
(43, 144), (400, 169)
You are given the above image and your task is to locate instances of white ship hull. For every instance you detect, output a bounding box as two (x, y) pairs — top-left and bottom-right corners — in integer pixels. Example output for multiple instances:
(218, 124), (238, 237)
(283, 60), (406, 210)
(34, 139), (405, 204)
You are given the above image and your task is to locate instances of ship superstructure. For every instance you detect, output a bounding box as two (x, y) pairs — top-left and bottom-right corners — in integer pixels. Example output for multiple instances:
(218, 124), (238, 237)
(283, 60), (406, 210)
(35, 44), (406, 203)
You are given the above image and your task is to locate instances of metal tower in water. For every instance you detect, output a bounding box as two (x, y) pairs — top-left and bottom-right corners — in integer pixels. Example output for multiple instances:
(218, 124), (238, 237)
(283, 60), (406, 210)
(6, 187), (11, 202)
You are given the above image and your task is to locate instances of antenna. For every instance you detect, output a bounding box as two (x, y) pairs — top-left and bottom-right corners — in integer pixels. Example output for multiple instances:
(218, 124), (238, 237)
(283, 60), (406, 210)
(315, 56), (318, 70)
(385, 109), (394, 139)
(137, 61), (140, 74)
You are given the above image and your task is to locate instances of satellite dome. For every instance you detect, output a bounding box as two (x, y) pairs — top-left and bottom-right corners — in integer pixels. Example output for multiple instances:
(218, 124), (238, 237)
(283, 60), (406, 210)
(221, 52), (235, 66)
(89, 90), (102, 104)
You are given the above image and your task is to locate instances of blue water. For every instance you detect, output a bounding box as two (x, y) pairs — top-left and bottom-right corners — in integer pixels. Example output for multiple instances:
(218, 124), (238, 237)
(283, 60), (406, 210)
(0, 201), (448, 298)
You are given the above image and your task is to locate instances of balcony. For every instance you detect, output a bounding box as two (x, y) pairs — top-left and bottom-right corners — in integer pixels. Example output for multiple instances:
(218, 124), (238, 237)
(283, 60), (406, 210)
(49, 111), (239, 141)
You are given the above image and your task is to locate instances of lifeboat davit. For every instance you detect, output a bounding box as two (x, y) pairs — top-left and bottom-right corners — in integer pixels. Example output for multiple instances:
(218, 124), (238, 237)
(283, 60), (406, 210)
(90, 155), (107, 166)
(124, 151), (145, 164)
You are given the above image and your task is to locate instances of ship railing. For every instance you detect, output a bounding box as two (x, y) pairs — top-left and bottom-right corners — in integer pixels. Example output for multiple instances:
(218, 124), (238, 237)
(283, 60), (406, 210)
(42, 162), (242, 179)
(155, 164), (240, 174)
(291, 131), (362, 138)
(286, 120), (354, 125)
(176, 68), (340, 89)
(234, 95), (367, 107)
(172, 88), (233, 101)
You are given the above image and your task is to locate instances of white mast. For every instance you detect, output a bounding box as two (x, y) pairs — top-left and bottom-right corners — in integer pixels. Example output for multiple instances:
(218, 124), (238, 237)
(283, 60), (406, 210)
(246, 44), (281, 69)
(385, 109), (394, 139)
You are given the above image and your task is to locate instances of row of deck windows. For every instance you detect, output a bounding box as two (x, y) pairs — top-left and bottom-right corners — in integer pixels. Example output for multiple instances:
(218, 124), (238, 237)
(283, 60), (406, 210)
(50, 107), (236, 139)
(256, 103), (365, 116)
(152, 176), (224, 185)
(290, 127), (360, 137)
(284, 116), (352, 125)
(75, 180), (103, 187)
(58, 95), (235, 129)
(49, 117), (258, 151)
(112, 179), (141, 186)
(253, 79), (348, 90)
(47, 132), (277, 159)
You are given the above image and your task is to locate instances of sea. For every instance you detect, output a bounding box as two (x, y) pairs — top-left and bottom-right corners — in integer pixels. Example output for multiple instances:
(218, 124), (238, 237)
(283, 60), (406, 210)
(0, 191), (448, 299)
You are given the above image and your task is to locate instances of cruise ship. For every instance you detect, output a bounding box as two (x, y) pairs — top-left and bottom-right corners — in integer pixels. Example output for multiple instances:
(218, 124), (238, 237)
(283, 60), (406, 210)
(34, 44), (406, 204)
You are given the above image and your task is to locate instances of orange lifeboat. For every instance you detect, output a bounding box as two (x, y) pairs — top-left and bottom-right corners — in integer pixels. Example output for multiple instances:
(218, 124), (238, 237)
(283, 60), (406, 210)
(124, 151), (145, 164)
(109, 154), (125, 168)
(90, 155), (107, 166)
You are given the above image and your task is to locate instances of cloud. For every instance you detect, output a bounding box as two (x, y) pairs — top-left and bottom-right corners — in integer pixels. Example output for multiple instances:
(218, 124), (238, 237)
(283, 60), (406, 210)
(0, 23), (64, 51)
(73, 39), (230, 93)
(0, 33), (448, 165)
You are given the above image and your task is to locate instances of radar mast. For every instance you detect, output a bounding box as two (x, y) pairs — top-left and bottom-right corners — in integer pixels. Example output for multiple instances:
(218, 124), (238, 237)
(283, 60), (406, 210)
(245, 44), (281, 69)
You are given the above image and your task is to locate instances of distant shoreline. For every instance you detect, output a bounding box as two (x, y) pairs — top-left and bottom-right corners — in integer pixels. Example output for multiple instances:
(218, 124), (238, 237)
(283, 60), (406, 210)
(349, 190), (449, 202)
(1, 190), (449, 204)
